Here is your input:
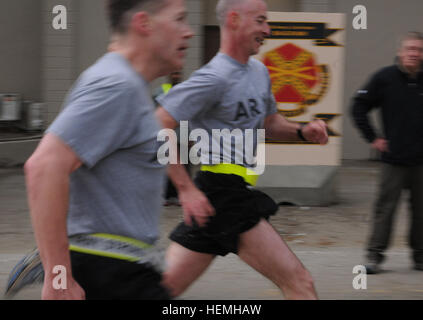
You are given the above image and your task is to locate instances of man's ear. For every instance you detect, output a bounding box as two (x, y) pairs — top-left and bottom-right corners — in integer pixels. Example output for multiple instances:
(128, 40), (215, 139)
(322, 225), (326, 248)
(227, 11), (240, 30)
(131, 11), (152, 35)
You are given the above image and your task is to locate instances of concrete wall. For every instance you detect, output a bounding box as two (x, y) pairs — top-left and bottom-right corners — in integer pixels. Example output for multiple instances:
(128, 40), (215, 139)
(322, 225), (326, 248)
(3, 0), (423, 163)
(0, 0), (43, 101)
(43, 0), (79, 124)
(0, 0), (43, 167)
(75, 0), (109, 76)
(300, 0), (335, 13)
(298, 0), (423, 159)
(40, 0), (207, 124)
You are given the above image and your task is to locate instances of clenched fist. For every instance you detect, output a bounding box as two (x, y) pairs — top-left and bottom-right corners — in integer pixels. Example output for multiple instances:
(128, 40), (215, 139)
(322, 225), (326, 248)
(302, 120), (329, 145)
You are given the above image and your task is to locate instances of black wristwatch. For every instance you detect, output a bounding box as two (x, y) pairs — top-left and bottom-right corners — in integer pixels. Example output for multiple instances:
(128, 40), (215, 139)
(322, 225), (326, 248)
(297, 124), (307, 141)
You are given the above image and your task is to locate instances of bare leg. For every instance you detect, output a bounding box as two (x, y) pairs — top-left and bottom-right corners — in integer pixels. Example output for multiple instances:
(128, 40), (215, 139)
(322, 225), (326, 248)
(238, 219), (318, 300)
(162, 242), (216, 297)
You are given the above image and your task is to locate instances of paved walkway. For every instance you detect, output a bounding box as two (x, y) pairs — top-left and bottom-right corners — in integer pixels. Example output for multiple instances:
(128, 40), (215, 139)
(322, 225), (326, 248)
(1, 161), (422, 300)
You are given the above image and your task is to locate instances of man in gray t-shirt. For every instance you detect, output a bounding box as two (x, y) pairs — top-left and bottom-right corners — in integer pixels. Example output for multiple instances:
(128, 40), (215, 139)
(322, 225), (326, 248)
(22, 0), (193, 300)
(156, 0), (328, 300)
(157, 52), (277, 168)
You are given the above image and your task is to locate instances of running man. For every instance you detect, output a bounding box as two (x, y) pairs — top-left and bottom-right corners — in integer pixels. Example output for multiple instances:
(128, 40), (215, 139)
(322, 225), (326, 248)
(24, 0), (193, 299)
(156, 0), (328, 300)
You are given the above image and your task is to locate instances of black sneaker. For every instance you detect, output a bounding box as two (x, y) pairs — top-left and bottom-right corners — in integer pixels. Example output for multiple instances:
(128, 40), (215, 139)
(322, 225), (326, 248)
(365, 262), (381, 274)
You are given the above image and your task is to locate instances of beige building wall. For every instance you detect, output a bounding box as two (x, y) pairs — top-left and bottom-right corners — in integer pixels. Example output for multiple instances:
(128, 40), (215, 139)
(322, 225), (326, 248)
(300, 0), (335, 12)
(43, 0), (79, 124)
(75, 0), (109, 76)
(41, 0), (206, 125)
(2, 0), (423, 162)
(0, 0), (43, 102)
(298, 0), (423, 159)
(334, 0), (423, 159)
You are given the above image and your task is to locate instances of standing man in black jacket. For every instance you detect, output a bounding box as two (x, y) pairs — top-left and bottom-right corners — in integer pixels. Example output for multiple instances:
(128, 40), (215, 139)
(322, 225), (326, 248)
(351, 31), (423, 274)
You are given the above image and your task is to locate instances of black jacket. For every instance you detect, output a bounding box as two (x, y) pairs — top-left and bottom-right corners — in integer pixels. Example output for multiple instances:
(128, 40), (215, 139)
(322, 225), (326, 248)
(351, 64), (423, 166)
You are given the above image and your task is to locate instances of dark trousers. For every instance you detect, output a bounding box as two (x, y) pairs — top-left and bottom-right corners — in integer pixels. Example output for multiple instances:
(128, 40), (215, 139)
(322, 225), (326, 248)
(170, 171), (278, 256)
(367, 163), (423, 264)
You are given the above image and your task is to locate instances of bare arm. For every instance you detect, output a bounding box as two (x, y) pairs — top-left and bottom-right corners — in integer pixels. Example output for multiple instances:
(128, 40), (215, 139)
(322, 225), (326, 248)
(264, 113), (328, 145)
(25, 133), (85, 299)
(155, 107), (214, 227)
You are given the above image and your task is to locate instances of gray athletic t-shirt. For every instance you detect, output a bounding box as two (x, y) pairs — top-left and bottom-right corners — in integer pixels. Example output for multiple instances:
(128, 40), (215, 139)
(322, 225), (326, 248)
(47, 52), (165, 245)
(158, 53), (277, 168)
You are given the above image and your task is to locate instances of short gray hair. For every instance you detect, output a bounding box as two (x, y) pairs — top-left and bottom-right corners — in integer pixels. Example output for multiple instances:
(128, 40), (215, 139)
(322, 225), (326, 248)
(398, 31), (423, 49)
(216, 0), (247, 26)
(107, 0), (169, 34)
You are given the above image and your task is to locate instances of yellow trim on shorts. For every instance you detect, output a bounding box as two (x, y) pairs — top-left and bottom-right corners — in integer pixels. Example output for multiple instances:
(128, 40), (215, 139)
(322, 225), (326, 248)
(90, 233), (152, 249)
(68, 233), (152, 262)
(201, 164), (259, 186)
(69, 245), (140, 262)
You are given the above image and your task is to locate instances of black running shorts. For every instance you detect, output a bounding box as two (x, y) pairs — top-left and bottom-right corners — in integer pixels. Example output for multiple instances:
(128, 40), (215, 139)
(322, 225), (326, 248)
(70, 251), (171, 300)
(169, 171), (279, 256)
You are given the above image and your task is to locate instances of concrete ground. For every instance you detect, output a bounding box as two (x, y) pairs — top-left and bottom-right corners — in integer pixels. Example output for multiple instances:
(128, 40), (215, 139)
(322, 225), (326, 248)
(0, 160), (422, 300)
